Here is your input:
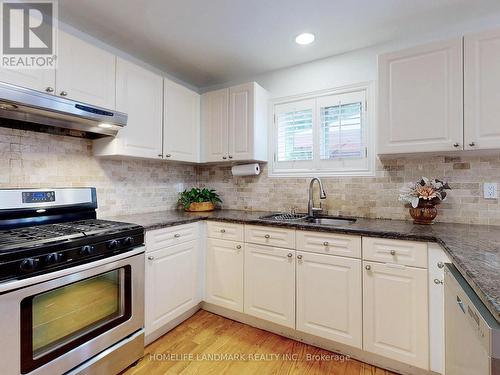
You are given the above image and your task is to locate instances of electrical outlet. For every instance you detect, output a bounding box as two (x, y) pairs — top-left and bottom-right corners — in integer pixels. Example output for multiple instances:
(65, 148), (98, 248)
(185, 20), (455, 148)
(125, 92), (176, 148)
(175, 183), (184, 193)
(484, 183), (498, 199)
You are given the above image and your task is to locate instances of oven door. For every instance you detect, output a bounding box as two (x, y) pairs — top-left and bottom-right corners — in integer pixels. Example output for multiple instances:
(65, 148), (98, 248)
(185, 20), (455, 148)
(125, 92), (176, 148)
(0, 248), (144, 375)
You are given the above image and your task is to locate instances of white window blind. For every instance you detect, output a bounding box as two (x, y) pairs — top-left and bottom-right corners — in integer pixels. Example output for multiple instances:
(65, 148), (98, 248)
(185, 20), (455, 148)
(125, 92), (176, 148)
(271, 86), (372, 176)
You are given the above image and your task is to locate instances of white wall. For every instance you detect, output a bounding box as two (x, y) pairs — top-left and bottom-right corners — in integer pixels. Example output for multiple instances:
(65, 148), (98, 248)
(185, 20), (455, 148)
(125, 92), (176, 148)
(201, 12), (500, 99)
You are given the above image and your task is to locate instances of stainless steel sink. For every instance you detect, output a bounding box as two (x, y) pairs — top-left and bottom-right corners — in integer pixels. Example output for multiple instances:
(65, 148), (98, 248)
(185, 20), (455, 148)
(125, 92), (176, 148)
(303, 217), (356, 226)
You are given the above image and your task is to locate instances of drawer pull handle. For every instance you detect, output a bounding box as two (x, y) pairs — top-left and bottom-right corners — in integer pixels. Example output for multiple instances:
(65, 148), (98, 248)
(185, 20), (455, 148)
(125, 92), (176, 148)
(174, 234), (181, 238)
(323, 241), (329, 246)
(390, 250), (396, 255)
(297, 255), (303, 260)
(147, 256), (155, 260)
(220, 229), (226, 233)
(236, 245), (242, 249)
(287, 253), (293, 258)
(264, 234), (270, 239)
(437, 261), (444, 269)
(365, 265), (371, 271)
(434, 279), (443, 285)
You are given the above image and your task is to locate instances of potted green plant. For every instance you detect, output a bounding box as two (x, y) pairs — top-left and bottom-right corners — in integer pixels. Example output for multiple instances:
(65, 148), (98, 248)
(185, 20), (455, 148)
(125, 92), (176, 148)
(178, 188), (222, 212)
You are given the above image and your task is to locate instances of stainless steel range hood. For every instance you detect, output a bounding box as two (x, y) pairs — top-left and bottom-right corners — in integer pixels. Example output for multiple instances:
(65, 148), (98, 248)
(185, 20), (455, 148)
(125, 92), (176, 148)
(0, 82), (127, 137)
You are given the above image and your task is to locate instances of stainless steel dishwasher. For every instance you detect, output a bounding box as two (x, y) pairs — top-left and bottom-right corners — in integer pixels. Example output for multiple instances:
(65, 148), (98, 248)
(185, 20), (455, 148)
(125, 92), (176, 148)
(445, 264), (500, 375)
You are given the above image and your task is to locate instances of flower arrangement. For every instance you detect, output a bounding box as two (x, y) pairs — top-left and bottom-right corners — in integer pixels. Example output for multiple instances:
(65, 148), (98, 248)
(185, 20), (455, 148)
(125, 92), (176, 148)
(178, 188), (222, 212)
(399, 178), (451, 224)
(399, 177), (451, 208)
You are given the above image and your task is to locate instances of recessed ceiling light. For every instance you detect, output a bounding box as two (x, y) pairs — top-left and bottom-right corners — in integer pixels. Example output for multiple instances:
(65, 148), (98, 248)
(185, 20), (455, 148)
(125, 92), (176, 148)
(295, 33), (315, 45)
(98, 123), (113, 129)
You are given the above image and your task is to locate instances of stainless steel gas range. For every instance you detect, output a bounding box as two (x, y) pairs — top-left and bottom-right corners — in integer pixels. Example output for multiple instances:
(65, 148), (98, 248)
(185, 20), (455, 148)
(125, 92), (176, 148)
(0, 187), (145, 375)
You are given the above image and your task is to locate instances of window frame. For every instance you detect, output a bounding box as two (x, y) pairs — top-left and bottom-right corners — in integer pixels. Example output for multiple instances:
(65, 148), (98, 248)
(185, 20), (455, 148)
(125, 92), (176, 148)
(268, 82), (375, 177)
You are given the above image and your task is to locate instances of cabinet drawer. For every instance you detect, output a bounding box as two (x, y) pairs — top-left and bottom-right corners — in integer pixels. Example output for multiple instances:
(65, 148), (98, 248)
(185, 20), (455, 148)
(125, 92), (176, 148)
(362, 237), (428, 268)
(296, 231), (361, 258)
(207, 221), (244, 242)
(146, 223), (199, 252)
(245, 225), (295, 249)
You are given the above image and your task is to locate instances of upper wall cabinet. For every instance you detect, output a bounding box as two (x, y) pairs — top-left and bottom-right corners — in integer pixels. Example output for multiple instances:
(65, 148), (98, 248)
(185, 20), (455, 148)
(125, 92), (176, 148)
(163, 79), (200, 162)
(94, 58), (163, 159)
(0, 66), (55, 93)
(57, 31), (116, 109)
(378, 38), (464, 154)
(201, 82), (268, 163)
(464, 28), (500, 150)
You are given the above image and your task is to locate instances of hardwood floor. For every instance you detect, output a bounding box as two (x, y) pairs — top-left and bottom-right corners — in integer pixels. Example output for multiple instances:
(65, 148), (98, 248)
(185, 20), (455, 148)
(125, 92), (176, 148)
(124, 310), (399, 375)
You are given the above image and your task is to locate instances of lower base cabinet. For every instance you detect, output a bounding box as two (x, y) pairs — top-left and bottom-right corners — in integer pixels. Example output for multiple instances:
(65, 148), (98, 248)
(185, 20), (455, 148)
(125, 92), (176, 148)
(145, 240), (200, 335)
(296, 251), (362, 348)
(362, 262), (429, 369)
(244, 244), (295, 328)
(205, 238), (244, 312)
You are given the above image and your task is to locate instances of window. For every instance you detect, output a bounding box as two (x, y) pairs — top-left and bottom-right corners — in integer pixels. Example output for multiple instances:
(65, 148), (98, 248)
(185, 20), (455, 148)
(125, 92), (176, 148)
(270, 84), (373, 176)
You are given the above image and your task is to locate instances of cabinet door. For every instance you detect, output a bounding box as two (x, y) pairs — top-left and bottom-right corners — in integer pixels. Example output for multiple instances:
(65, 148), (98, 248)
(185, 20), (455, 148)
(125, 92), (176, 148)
(145, 240), (199, 335)
(163, 79), (200, 162)
(229, 83), (254, 161)
(244, 243), (295, 328)
(115, 58), (163, 158)
(296, 252), (362, 348)
(363, 262), (429, 369)
(201, 88), (228, 162)
(205, 238), (244, 312)
(57, 31), (116, 109)
(0, 68), (54, 93)
(378, 38), (463, 154)
(464, 28), (500, 150)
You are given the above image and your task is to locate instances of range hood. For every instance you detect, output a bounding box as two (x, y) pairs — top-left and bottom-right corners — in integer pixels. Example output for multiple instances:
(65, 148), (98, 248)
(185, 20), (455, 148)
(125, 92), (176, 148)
(0, 82), (127, 137)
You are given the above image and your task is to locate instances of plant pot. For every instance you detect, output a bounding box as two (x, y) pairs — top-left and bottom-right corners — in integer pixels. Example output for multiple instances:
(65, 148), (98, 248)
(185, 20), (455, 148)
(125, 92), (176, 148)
(409, 200), (438, 225)
(185, 202), (215, 212)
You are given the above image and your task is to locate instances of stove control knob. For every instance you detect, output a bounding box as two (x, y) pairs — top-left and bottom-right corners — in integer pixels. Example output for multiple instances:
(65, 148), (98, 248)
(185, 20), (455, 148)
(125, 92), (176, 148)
(107, 240), (119, 250)
(123, 237), (134, 247)
(79, 245), (95, 256)
(45, 252), (62, 265)
(20, 258), (38, 272)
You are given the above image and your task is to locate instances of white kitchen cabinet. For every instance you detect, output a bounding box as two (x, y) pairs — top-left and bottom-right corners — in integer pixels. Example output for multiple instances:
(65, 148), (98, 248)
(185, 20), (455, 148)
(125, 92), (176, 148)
(205, 238), (244, 312)
(57, 31), (116, 109)
(296, 251), (362, 348)
(0, 67), (55, 93)
(244, 243), (295, 328)
(163, 79), (200, 162)
(201, 82), (268, 162)
(93, 58), (163, 158)
(378, 38), (463, 154)
(428, 243), (451, 374)
(363, 261), (429, 370)
(145, 240), (200, 336)
(464, 28), (500, 150)
(201, 88), (229, 162)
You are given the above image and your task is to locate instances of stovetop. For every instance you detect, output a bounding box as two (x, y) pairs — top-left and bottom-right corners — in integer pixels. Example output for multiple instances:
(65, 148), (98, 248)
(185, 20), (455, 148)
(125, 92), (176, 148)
(0, 219), (142, 252)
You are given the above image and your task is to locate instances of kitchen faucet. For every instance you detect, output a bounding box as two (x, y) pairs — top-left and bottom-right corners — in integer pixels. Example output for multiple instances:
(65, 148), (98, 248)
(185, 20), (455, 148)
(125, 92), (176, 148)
(308, 177), (327, 217)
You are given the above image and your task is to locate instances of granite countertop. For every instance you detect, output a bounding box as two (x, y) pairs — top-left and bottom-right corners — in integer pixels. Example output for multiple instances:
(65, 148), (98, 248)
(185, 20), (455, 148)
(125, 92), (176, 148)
(108, 209), (500, 323)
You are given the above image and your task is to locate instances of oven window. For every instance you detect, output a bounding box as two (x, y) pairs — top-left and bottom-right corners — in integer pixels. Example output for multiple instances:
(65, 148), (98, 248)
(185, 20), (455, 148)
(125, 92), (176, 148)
(21, 267), (132, 374)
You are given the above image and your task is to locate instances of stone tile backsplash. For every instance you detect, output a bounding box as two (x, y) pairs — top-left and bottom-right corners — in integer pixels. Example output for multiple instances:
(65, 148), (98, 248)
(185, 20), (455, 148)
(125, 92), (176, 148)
(197, 154), (500, 226)
(1, 127), (499, 225)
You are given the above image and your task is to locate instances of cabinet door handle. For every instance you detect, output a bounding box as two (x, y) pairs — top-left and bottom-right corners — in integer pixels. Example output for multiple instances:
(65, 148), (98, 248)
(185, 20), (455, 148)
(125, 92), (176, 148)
(60, 91), (68, 97)
(147, 256), (155, 260)
(453, 142), (460, 148)
(165, 154), (171, 158)
(220, 229), (226, 233)
(287, 253), (293, 258)
(45, 87), (54, 93)
(158, 154), (163, 158)
(323, 241), (329, 246)
(228, 155), (233, 159)
(222, 156), (227, 160)
(434, 278), (443, 285)
(236, 245), (241, 249)
(174, 233), (181, 238)
(469, 142), (476, 147)
(297, 255), (303, 260)
(437, 261), (444, 269)
(390, 250), (396, 255)
(365, 265), (371, 271)
(264, 234), (270, 239)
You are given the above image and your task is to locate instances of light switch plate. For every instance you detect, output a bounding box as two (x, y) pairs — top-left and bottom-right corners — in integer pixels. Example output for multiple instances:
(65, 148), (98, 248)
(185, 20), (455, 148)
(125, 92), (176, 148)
(175, 183), (184, 193)
(484, 183), (498, 199)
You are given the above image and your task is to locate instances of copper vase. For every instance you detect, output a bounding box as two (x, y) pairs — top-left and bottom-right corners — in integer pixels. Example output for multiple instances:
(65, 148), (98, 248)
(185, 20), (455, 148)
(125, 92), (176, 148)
(409, 200), (437, 225)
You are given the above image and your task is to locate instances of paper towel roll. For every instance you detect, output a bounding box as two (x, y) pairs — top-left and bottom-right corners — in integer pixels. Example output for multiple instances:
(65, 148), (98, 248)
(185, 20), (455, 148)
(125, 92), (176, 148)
(231, 163), (260, 177)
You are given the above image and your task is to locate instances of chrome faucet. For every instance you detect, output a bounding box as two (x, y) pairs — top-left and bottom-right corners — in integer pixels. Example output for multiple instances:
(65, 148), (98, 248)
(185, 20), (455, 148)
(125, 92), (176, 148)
(308, 177), (327, 217)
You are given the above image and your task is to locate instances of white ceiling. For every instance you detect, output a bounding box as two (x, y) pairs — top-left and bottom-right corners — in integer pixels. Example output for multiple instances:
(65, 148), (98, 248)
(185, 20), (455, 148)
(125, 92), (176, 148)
(59, 0), (500, 88)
